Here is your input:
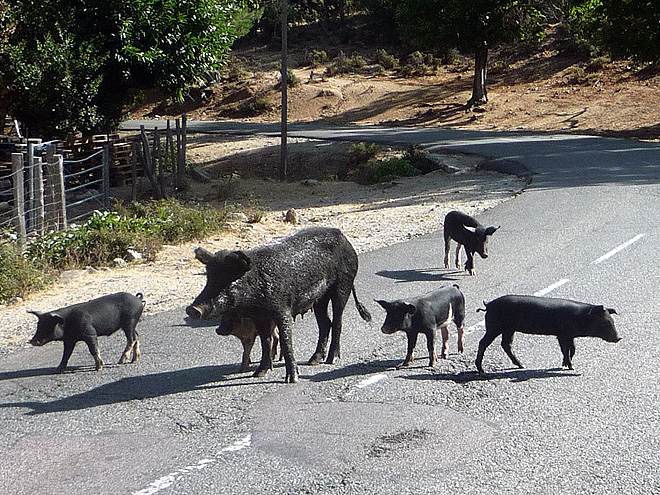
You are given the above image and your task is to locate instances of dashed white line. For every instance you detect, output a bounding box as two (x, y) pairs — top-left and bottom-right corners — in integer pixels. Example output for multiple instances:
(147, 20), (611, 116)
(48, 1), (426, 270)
(534, 278), (570, 297)
(132, 435), (251, 495)
(592, 233), (645, 264)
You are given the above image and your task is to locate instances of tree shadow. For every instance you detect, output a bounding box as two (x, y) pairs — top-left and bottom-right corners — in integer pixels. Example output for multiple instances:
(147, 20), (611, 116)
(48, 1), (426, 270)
(375, 268), (461, 283)
(402, 367), (580, 384)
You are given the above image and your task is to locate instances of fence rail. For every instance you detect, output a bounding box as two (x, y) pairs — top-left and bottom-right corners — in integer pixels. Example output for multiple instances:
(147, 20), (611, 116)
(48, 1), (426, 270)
(0, 114), (188, 244)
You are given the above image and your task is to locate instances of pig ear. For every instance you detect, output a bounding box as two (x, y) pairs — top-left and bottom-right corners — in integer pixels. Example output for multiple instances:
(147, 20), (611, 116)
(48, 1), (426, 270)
(404, 303), (417, 315)
(375, 300), (390, 310)
(194, 247), (215, 265)
(607, 307), (618, 315)
(485, 226), (500, 236)
(50, 313), (65, 325)
(227, 251), (251, 274)
(27, 310), (42, 319)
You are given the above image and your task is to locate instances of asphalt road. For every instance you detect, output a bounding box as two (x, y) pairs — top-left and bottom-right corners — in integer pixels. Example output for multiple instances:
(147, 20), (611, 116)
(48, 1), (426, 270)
(2, 123), (660, 494)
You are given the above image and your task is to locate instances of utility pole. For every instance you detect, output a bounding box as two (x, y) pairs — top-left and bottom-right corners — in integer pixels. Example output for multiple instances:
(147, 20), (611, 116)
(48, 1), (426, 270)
(279, 0), (288, 180)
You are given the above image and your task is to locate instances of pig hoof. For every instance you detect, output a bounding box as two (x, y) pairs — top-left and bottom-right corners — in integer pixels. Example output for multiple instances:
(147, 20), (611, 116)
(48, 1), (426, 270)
(55, 367), (66, 374)
(253, 368), (267, 378)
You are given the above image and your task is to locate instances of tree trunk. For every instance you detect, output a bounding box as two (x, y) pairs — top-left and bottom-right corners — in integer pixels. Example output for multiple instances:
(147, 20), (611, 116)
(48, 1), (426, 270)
(466, 41), (488, 111)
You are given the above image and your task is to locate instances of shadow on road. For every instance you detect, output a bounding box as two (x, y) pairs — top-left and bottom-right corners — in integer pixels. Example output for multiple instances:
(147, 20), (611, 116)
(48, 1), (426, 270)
(402, 367), (581, 383)
(376, 268), (460, 283)
(0, 364), (281, 416)
(305, 359), (401, 382)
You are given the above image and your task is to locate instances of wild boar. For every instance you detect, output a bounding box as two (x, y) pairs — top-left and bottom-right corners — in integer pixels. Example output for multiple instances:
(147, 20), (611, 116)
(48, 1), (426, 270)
(376, 285), (465, 368)
(475, 294), (621, 373)
(443, 210), (499, 275)
(29, 292), (145, 373)
(186, 227), (372, 383)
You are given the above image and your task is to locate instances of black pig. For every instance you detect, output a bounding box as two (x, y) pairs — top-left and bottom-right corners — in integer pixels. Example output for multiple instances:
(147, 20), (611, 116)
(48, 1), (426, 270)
(215, 312), (279, 373)
(186, 227), (372, 383)
(475, 295), (621, 373)
(29, 292), (145, 373)
(376, 285), (465, 368)
(443, 210), (499, 275)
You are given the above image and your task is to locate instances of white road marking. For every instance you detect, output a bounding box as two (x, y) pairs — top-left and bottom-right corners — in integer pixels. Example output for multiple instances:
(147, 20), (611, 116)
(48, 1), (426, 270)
(133, 435), (251, 495)
(534, 279), (570, 297)
(592, 233), (645, 264)
(355, 374), (387, 389)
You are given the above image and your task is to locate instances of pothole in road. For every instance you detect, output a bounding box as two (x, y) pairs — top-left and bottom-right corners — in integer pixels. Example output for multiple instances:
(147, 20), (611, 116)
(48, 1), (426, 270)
(248, 387), (496, 481)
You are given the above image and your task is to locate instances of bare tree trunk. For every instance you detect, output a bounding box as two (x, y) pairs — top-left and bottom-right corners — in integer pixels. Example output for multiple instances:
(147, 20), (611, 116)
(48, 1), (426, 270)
(466, 41), (488, 111)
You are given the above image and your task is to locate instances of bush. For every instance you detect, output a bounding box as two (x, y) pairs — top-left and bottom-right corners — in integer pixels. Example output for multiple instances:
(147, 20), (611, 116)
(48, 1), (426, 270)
(367, 158), (421, 183)
(238, 95), (273, 116)
(376, 49), (399, 70)
(304, 49), (328, 68)
(0, 238), (51, 303)
(325, 52), (367, 76)
(349, 142), (381, 164)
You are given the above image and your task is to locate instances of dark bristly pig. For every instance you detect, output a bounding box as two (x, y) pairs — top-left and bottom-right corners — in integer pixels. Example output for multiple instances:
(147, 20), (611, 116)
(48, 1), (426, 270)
(186, 226), (372, 383)
(215, 311), (280, 373)
(29, 292), (145, 373)
(475, 295), (621, 373)
(443, 210), (499, 275)
(376, 285), (465, 368)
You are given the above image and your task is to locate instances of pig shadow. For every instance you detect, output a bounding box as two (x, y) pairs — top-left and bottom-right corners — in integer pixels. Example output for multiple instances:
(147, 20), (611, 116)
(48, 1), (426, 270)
(304, 359), (402, 382)
(376, 268), (460, 283)
(0, 364), (282, 416)
(402, 367), (581, 384)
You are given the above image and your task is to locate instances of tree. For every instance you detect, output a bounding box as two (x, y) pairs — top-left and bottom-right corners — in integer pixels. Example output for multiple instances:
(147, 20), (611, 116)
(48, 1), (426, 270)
(1, 0), (258, 138)
(384, 0), (544, 109)
(567, 0), (660, 63)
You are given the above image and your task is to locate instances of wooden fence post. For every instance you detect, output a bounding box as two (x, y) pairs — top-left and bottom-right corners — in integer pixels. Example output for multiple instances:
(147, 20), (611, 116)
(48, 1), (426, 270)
(45, 154), (67, 230)
(102, 144), (111, 209)
(11, 153), (26, 244)
(130, 140), (138, 201)
(33, 156), (45, 234)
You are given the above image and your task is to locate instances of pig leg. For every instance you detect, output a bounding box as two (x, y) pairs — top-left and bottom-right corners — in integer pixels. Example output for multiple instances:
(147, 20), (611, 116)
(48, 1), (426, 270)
(465, 251), (475, 275)
(455, 244), (462, 270)
(501, 331), (524, 369)
(426, 329), (438, 366)
(444, 235), (452, 268)
(81, 335), (104, 371)
(276, 312), (298, 383)
(558, 336), (576, 369)
(56, 339), (77, 373)
(239, 336), (255, 373)
(309, 296), (331, 365)
(253, 326), (274, 377)
(119, 322), (140, 364)
(475, 330), (499, 373)
(456, 324), (465, 354)
(400, 332), (419, 368)
(271, 324), (281, 362)
(438, 324), (449, 360)
(327, 290), (350, 364)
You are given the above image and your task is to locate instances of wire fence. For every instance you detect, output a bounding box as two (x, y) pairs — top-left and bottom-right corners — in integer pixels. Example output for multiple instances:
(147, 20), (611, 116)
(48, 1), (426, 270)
(0, 115), (188, 244)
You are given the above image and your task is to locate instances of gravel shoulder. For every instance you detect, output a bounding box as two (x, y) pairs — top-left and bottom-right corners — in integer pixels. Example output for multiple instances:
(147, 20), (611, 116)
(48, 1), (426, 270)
(0, 136), (525, 353)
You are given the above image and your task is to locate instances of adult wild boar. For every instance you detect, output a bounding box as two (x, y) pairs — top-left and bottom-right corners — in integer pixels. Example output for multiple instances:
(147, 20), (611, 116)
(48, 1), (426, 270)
(443, 210), (499, 275)
(186, 227), (372, 383)
(29, 292), (145, 373)
(376, 285), (465, 368)
(475, 295), (621, 373)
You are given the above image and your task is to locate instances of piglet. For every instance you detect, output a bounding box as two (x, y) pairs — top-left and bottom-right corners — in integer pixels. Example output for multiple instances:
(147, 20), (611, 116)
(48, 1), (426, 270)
(475, 294), (621, 373)
(443, 210), (499, 275)
(376, 285), (465, 368)
(29, 292), (145, 373)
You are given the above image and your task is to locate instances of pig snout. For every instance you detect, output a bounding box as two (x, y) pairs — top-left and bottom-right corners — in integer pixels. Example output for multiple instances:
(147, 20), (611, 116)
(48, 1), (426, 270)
(186, 305), (205, 320)
(29, 337), (48, 346)
(381, 325), (397, 335)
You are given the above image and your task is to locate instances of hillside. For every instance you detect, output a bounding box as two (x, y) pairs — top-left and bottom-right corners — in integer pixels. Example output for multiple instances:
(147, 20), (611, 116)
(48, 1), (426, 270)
(128, 23), (660, 141)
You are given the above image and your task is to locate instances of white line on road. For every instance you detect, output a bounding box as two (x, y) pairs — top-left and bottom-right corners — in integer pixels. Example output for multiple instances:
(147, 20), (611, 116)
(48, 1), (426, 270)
(355, 374), (387, 389)
(534, 278), (570, 297)
(133, 435), (252, 495)
(592, 234), (645, 264)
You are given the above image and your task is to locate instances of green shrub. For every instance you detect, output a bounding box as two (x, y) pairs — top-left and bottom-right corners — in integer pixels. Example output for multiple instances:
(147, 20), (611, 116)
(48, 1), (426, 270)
(238, 95), (273, 116)
(286, 69), (300, 87)
(349, 142), (381, 164)
(325, 52), (367, 76)
(367, 158), (421, 183)
(304, 49), (328, 68)
(0, 238), (51, 303)
(376, 49), (399, 70)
